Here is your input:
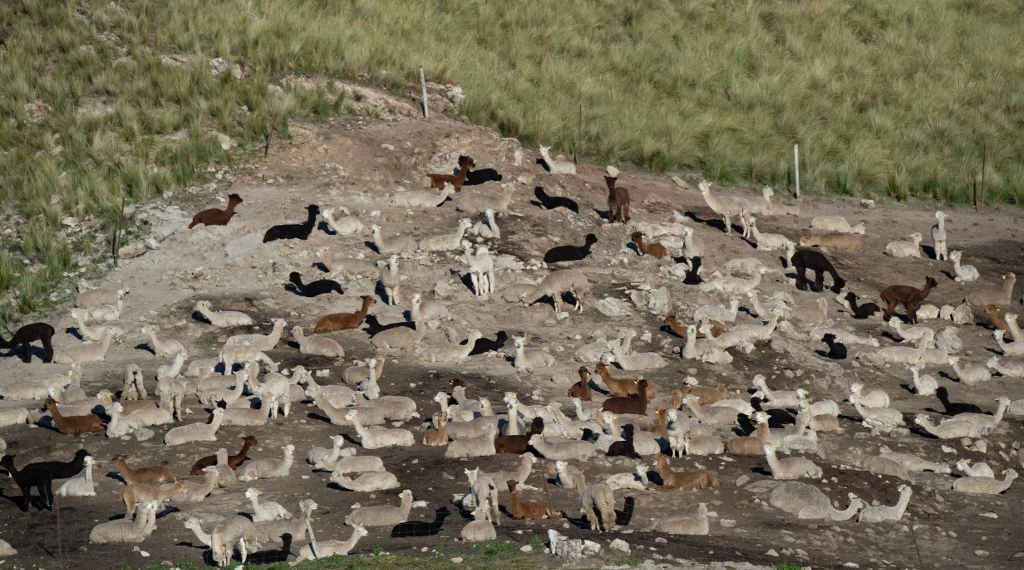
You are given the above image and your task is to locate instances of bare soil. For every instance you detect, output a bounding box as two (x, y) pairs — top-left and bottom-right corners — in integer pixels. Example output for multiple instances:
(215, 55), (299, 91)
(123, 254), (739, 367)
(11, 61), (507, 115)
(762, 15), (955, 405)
(1, 89), (1023, 570)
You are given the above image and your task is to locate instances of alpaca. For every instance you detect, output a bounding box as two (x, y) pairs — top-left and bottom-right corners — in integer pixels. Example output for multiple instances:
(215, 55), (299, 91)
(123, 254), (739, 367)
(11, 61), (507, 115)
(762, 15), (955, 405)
(425, 155), (471, 192)
(931, 211), (948, 261)
(880, 276), (937, 324)
(630, 231), (667, 259)
(189, 193), (243, 228)
(288, 272), (343, 297)
(791, 249), (845, 293)
(538, 146), (576, 175)
(966, 272), (1016, 307)
(320, 206), (366, 236)
(604, 170), (630, 223)
(885, 233), (923, 258)
(263, 204), (319, 243)
(533, 186), (579, 213)
(315, 295), (376, 333)
(544, 234), (597, 264)
(949, 250), (979, 282)
(0, 322), (55, 363)
(459, 155), (503, 186)
(821, 333), (847, 360)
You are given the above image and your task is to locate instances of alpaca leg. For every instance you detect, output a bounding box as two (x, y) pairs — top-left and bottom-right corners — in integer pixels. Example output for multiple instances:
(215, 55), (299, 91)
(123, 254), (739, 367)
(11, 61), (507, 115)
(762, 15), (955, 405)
(20, 340), (32, 363)
(722, 215), (731, 235)
(584, 507), (599, 531)
(42, 479), (54, 510)
(907, 304), (918, 325)
(41, 332), (54, 363)
(812, 269), (825, 292)
(622, 202), (630, 223)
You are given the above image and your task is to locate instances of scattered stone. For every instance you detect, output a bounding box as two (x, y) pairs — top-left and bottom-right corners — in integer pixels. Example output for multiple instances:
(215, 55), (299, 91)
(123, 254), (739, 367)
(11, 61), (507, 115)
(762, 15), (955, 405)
(735, 475), (750, 487)
(595, 297), (632, 317)
(609, 539), (630, 554)
(118, 243), (148, 259)
(765, 549), (779, 557)
(450, 556), (463, 563)
(975, 550), (989, 557)
(520, 545), (532, 553)
(979, 512), (998, 519)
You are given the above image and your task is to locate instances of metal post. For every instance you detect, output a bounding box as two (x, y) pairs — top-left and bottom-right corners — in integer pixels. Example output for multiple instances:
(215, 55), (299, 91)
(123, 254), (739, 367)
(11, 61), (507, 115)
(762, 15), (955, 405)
(419, 66), (429, 119)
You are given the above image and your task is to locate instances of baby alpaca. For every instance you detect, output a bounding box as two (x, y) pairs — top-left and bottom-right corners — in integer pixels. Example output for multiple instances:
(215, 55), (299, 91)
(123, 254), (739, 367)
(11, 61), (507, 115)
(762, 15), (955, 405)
(538, 146), (576, 175)
(764, 443), (822, 480)
(604, 170), (630, 223)
(884, 232), (923, 258)
(949, 250), (979, 282)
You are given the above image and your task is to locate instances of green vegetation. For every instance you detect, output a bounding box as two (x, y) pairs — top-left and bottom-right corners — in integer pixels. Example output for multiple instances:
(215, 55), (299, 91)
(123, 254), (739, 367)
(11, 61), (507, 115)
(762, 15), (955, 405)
(3, 0), (1023, 326)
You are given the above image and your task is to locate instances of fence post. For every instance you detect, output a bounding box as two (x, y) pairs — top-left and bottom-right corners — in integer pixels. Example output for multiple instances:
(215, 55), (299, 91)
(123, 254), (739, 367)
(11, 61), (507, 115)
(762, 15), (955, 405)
(419, 66), (429, 119)
(793, 143), (800, 198)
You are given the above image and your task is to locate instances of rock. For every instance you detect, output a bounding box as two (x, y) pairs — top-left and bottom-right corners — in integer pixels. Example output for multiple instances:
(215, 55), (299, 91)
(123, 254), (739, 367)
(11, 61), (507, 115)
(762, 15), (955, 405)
(979, 512), (998, 519)
(735, 475), (750, 487)
(213, 132), (235, 151)
(595, 297), (632, 317)
(860, 199), (876, 209)
(582, 540), (601, 556)
(766, 549), (779, 557)
(520, 545), (532, 553)
(133, 428), (155, 441)
(609, 539), (630, 554)
(629, 290), (650, 311)
(975, 550), (989, 557)
(209, 57), (243, 79)
(144, 237), (160, 250)
(647, 287), (670, 315)
(118, 242), (148, 259)
(225, 233), (263, 259)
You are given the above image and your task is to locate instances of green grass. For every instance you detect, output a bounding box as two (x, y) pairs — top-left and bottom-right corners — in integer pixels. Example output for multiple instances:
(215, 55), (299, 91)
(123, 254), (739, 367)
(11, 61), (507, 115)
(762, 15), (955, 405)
(3, 0), (1023, 327)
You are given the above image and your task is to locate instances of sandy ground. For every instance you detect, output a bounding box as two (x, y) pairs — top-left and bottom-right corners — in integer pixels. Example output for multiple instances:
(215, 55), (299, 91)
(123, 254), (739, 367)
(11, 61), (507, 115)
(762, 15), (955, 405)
(1, 88), (1023, 570)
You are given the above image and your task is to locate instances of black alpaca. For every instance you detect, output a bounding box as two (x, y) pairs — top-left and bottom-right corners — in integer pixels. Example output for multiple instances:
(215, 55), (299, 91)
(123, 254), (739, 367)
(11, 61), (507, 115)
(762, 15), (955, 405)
(0, 322), (55, 363)
(792, 249), (846, 293)
(288, 272), (343, 297)
(681, 257), (703, 285)
(935, 387), (983, 416)
(458, 155), (503, 186)
(606, 424), (641, 459)
(0, 450), (88, 512)
(843, 291), (880, 319)
(262, 204), (320, 243)
(533, 186), (579, 213)
(467, 330), (508, 356)
(543, 234), (597, 264)
(821, 334), (847, 360)
(390, 507), (451, 538)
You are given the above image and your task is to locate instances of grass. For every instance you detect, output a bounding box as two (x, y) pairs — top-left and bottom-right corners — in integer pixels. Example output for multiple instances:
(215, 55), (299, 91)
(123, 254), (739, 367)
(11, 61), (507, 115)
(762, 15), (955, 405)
(2, 0), (1023, 328)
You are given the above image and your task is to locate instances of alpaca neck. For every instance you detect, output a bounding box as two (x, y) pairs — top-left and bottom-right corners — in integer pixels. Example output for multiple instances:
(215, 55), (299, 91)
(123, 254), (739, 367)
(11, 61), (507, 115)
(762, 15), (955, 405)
(84, 463), (94, 485)
(188, 524), (213, 547)
(894, 491), (912, 517)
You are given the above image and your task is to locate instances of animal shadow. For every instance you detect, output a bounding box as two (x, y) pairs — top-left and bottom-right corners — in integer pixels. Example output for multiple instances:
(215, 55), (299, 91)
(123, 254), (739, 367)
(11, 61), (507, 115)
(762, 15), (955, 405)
(317, 220), (336, 235)
(364, 240), (380, 254)
(134, 343), (156, 356)
(311, 261), (329, 273)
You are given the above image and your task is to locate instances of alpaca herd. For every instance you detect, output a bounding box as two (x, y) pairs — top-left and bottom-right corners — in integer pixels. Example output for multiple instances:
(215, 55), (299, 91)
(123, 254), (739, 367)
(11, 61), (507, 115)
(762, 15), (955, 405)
(0, 139), (1021, 568)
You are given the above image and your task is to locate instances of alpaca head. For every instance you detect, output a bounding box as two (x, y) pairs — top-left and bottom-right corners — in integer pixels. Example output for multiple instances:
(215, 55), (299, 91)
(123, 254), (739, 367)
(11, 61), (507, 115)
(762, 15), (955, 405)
(698, 180), (711, 194)
(227, 193), (243, 204)
(822, 333), (837, 344)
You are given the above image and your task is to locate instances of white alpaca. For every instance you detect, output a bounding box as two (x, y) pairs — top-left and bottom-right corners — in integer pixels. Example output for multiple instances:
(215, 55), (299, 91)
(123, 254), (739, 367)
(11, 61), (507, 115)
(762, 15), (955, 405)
(931, 210), (948, 261)
(193, 300), (254, 327)
(909, 365), (938, 396)
(468, 208), (500, 239)
(57, 455), (96, 496)
(463, 242), (495, 296)
(391, 183), (455, 208)
(884, 233), (923, 258)
(949, 250), (978, 282)
(419, 218), (473, 251)
(321, 206), (365, 235)
(538, 146), (576, 175)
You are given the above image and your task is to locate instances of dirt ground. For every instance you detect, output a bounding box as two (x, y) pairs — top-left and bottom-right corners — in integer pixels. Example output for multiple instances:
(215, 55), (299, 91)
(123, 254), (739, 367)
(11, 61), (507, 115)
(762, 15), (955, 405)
(1, 87), (1023, 570)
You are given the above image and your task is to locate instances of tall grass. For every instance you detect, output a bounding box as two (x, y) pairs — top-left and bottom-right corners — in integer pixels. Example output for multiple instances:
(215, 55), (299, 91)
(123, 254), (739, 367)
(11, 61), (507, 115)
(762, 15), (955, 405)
(2, 0), (1022, 326)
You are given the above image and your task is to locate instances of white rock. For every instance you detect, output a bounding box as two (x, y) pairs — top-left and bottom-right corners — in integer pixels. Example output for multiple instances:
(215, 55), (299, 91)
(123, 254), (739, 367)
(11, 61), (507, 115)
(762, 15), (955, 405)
(595, 297), (632, 317)
(609, 539), (630, 554)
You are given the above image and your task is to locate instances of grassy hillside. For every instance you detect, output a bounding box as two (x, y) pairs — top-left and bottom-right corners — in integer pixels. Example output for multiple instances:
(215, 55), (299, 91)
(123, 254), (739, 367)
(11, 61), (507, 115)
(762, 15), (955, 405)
(2, 0), (1022, 326)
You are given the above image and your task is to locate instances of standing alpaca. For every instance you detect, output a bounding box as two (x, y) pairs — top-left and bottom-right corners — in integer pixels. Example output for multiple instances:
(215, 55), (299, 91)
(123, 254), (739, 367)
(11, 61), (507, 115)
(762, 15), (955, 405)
(0, 322), (55, 363)
(931, 211), (948, 261)
(880, 276), (938, 324)
(604, 167), (630, 223)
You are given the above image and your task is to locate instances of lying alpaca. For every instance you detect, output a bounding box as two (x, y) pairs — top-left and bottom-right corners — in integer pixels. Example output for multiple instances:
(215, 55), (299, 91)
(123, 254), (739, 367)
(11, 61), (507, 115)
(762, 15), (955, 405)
(288, 272), (342, 297)
(315, 295), (376, 333)
(425, 155), (471, 192)
(538, 146), (576, 175)
(189, 193), (243, 229)
(544, 234), (597, 264)
(533, 186), (579, 213)
(263, 204), (319, 243)
(631, 232), (667, 259)
(0, 322), (55, 363)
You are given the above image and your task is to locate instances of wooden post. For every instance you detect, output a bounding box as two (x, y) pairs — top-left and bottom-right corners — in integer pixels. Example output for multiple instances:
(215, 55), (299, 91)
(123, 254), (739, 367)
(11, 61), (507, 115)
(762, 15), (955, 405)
(419, 66), (429, 119)
(112, 194), (125, 266)
(793, 143), (800, 198)
(978, 140), (986, 211)
(574, 96), (583, 164)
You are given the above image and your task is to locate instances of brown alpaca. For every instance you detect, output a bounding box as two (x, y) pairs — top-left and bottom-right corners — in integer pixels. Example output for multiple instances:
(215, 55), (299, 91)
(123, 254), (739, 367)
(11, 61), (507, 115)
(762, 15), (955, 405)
(880, 276), (937, 324)
(665, 314), (724, 339)
(494, 417), (544, 454)
(507, 480), (561, 520)
(314, 295), (376, 333)
(567, 366), (593, 401)
(45, 398), (103, 435)
(649, 408), (669, 437)
(596, 362), (655, 398)
(654, 455), (718, 491)
(121, 481), (186, 518)
(986, 304), (1009, 332)
(113, 454), (177, 485)
(672, 384), (728, 408)
(188, 193), (243, 228)
(601, 380), (650, 415)
(630, 231), (667, 259)
(725, 422), (770, 455)
(604, 175), (631, 223)
(421, 413), (448, 446)
(425, 156), (472, 192)
(190, 435), (257, 474)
